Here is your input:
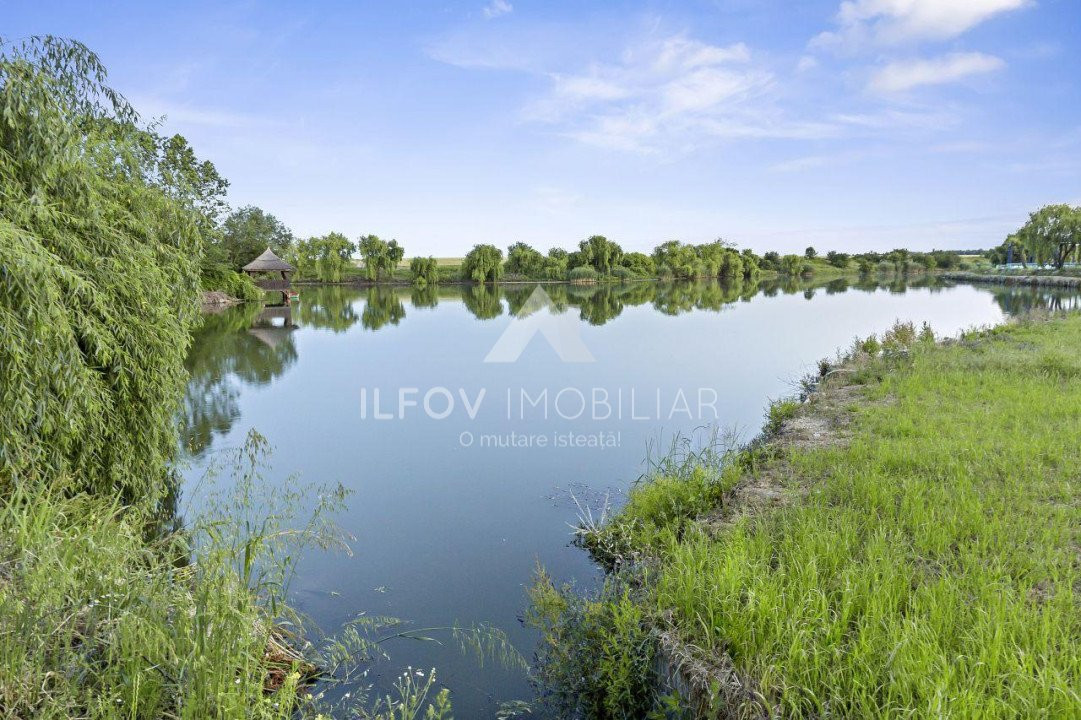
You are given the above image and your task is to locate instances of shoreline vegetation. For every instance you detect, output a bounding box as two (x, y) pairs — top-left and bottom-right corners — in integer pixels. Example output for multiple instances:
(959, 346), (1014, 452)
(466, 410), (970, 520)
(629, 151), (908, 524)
(529, 311), (1081, 718)
(1, 37), (464, 719)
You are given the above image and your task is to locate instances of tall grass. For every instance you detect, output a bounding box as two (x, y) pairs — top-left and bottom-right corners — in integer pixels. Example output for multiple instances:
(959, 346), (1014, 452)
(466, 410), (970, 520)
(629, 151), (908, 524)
(646, 315), (1081, 717)
(543, 315), (1081, 717)
(0, 432), (464, 719)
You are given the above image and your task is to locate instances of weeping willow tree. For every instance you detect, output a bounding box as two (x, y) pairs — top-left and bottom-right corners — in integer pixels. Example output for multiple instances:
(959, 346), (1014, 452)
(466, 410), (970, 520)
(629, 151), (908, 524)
(0, 37), (215, 502)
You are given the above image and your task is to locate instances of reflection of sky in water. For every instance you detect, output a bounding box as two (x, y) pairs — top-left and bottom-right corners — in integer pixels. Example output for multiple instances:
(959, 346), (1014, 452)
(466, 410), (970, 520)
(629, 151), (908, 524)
(177, 279), (1080, 718)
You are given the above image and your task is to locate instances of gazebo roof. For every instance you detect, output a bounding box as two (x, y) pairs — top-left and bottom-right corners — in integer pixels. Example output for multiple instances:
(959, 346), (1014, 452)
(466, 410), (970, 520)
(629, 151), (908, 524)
(242, 248), (294, 272)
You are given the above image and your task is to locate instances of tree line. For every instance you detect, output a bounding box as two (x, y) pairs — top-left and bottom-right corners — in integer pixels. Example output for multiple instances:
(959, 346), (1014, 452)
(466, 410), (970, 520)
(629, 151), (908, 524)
(213, 210), (976, 288)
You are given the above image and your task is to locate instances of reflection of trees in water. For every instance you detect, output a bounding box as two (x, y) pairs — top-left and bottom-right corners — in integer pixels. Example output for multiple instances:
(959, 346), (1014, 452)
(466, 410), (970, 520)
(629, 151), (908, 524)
(462, 283), (504, 320)
(825, 278), (850, 294)
(296, 286), (362, 332)
(410, 283), (439, 309)
(180, 303), (298, 459)
(361, 287), (406, 330)
(989, 286), (1081, 315)
(571, 285), (624, 325)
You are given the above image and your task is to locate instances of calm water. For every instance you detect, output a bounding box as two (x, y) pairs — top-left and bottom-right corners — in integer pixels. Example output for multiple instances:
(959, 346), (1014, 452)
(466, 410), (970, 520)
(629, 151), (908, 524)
(179, 277), (1078, 717)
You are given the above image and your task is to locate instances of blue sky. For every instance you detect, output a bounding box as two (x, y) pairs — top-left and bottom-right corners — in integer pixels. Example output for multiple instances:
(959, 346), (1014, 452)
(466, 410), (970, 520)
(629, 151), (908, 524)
(6, 0), (1080, 255)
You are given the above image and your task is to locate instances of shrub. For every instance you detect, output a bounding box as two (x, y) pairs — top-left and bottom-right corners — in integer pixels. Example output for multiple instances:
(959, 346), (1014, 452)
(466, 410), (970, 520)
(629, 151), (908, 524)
(765, 397), (800, 434)
(202, 268), (262, 302)
(569, 265), (600, 283)
(526, 570), (657, 720)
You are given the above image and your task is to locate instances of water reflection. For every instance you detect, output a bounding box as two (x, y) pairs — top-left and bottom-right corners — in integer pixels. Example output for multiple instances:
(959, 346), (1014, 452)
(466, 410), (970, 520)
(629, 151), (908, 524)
(180, 302), (298, 458)
(179, 277), (1081, 460)
(177, 275), (1081, 717)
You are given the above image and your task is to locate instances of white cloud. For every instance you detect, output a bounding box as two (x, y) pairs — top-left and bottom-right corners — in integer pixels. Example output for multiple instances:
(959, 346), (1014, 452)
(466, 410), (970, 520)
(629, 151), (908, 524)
(796, 55), (818, 72)
(869, 52), (1005, 93)
(522, 35), (799, 153)
(813, 0), (1029, 49)
(482, 0), (513, 19)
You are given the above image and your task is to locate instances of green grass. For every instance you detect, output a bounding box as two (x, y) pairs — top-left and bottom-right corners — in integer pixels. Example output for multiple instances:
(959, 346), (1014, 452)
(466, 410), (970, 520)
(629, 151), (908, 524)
(600, 314), (1081, 717)
(0, 433), (456, 719)
(0, 489), (305, 719)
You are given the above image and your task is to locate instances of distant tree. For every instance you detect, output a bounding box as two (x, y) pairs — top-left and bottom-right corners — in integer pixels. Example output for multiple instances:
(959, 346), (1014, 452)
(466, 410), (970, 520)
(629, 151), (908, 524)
(740, 249), (761, 278)
(542, 247), (569, 280)
(387, 239), (405, 271)
(622, 252), (656, 277)
(929, 250), (959, 270)
(913, 253), (937, 271)
(825, 251), (850, 269)
(1017, 204), (1081, 269)
(720, 249), (744, 279)
(220, 206), (295, 269)
(761, 251), (781, 271)
(805, 246), (817, 259)
(652, 241), (701, 279)
(579, 235), (624, 274)
(505, 242), (546, 277)
(409, 256), (439, 287)
(695, 241), (726, 277)
(315, 232), (355, 282)
(780, 254), (805, 276)
(357, 235), (402, 281)
(462, 244), (504, 283)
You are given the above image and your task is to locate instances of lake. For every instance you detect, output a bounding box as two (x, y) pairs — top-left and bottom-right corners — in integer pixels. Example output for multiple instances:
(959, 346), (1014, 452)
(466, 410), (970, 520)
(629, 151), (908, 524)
(178, 277), (1077, 717)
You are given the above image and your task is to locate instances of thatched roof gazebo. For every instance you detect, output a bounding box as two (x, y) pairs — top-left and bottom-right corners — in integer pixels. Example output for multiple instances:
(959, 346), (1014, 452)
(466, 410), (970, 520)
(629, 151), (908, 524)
(242, 248), (294, 290)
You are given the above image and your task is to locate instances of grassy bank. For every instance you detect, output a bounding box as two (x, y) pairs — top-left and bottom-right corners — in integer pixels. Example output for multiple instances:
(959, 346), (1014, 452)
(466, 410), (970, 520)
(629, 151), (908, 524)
(537, 313), (1080, 718)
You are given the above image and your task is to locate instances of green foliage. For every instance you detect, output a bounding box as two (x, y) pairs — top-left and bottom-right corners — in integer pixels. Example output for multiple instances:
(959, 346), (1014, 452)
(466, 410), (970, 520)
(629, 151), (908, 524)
(541, 247), (570, 280)
(577, 235), (624, 274)
(526, 569), (658, 720)
(568, 265), (601, 283)
(764, 397), (800, 434)
(504, 242), (546, 278)
(408, 256), (439, 288)
(804, 246), (817, 259)
(825, 251), (850, 269)
(0, 432), (350, 719)
(357, 235), (404, 282)
(652, 241), (702, 280)
(1006, 204), (1081, 269)
(779, 254), (805, 276)
(740, 248), (760, 277)
(201, 267), (262, 302)
(292, 232), (355, 283)
(218, 206), (295, 270)
(643, 316), (1081, 717)
(0, 36), (208, 501)
(462, 243), (504, 283)
(623, 251), (656, 277)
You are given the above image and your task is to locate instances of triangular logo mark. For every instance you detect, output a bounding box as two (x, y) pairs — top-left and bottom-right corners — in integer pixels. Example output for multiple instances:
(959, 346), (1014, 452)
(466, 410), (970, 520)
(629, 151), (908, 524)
(484, 285), (595, 363)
